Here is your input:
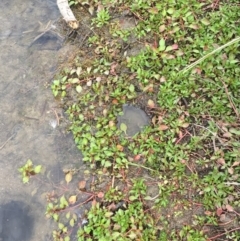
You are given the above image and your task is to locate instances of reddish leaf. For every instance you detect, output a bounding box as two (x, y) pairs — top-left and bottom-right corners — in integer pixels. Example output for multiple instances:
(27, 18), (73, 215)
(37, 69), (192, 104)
(97, 192), (104, 199)
(110, 62), (118, 75)
(171, 44), (178, 50)
(217, 158), (225, 166)
(216, 207), (223, 217)
(193, 68), (202, 75)
(134, 154), (141, 161)
(112, 99), (118, 104)
(204, 211), (212, 216)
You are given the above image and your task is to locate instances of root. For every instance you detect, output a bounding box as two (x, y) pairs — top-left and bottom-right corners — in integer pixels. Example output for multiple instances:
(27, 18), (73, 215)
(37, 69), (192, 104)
(57, 0), (79, 29)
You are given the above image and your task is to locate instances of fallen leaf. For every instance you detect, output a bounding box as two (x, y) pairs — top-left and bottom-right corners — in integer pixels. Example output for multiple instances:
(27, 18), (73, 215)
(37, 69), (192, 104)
(159, 125), (168, 131)
(65, 172), (72, 184)
(96, 76), (101, 82)
(223, 132), (232, 138)
(147, 99), (155, 108)
(204, 210), (212, 216)
(159, 25), (166, 33)
(232, 161), (240, 167)
(116, 145), (124, 151)
(86, 80), (92, 86)
(87, 67), (92, 73)
(178, 130), (183, 139)
(216, 207), (223, 217)
(165, 54), (175, 59)
(228, 167), (234, 175)
(110, 62), (118, 75)
(181, 123), (189, 128)
(109, 120), (115, 127)
(112, 99), (118, 104)
(76, 85), (82, 93)
(78, 180), (86, 191)
(97, 192), (104, 198)
(226, 204), (234, 212)
(76, 67), (82, 77)
(152, 116), (157, 125)
(120, 123), (127, 134)
(188, 24), (199, 30)
(68, 195), (77, 205)
(107, 202), (116, 211)
(88, 5), (94, 15)
(160, 76), (166, 82)
(134, 154), (141, 161)
(217, 158), (225, 166)
(103, 109), (108, 116)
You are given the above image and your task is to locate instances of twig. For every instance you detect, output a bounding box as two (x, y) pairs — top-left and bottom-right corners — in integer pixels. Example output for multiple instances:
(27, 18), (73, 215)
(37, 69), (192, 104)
(220, 78), (239, 118)
(181, 36), (240, 74)
(0, 133), (15, 150)
(24, 116), (39, 121)
(127, 161), (156, 172)
(209, 226), (240, 240)
(111, 175), (115, 188)
(52, 109), (60, 126)
(193, 124), (223, 152)
(31, 21), (52, 43)
(59, 195), (94, 213)
(146, 193), (160, 201)
(224, 182), (240, 186)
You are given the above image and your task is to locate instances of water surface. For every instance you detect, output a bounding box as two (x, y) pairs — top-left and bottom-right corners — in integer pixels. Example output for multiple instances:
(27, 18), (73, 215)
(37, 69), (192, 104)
(0, 1), (83, 240)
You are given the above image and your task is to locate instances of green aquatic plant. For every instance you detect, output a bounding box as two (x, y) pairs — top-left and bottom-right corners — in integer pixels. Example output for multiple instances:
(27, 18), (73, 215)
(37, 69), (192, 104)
(18, 159), (42, 183)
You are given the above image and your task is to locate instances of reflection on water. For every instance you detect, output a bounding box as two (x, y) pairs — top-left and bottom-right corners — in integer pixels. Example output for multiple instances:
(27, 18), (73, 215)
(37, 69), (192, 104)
(0, 201), (33, 241)
(0, 0), (83, 240)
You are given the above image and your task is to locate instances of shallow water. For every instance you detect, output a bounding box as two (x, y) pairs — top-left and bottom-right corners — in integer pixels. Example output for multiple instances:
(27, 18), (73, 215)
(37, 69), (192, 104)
(118, 105), (150, 137)
(0, 1), (84, 240)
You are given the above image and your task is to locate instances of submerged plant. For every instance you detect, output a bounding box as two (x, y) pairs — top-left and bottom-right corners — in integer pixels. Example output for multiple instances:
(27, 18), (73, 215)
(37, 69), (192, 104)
(18, 159), (42, 183)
